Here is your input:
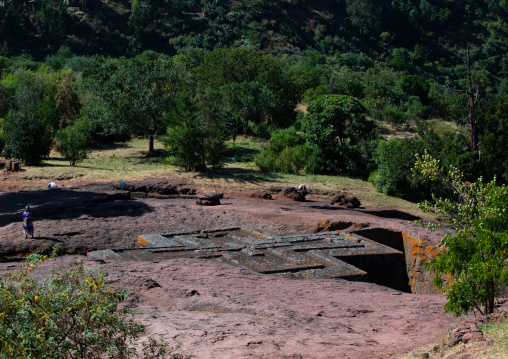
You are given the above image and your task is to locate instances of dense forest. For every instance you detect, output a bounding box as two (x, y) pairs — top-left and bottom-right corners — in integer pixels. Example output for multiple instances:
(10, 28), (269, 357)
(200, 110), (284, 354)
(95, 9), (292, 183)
(0, 0), (507, 201)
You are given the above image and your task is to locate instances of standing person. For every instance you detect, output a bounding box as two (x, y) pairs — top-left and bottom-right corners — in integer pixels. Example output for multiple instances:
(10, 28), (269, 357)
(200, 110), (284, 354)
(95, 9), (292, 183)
(23, 205), (34, 239)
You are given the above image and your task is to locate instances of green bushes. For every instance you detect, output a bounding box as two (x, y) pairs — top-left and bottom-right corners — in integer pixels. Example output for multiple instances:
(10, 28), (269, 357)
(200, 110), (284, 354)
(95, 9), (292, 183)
(414, 153), (508, 316)
(5, 110), (54, 165)
(55, 120), (90, 166)
(373, 137), (425, 198)
(0, 257), (182, 358)
(302, 94), (379, 177)
(255, 95), (378, 177)
(254, 127), (324, 174)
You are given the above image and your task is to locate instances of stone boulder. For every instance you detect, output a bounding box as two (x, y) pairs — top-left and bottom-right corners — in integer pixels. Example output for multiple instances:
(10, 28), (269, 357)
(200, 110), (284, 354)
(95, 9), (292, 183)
(202, 192), (224, 200)
(196, 192), (223, 206)
(283, 187), (308, 202)
(331, 192), (347, 205)
(331, 193), (361, 208)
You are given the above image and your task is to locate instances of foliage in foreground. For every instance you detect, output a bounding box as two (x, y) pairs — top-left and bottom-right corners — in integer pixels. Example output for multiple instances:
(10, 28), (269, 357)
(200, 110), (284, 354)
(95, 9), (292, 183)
(413, 151), (508, 316)
(0, 255), (183, 359)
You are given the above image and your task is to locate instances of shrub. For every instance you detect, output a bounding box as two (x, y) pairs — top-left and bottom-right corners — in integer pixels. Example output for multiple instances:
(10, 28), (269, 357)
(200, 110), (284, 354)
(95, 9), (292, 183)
(55, 120), (90, 166)
(374, 137), (425, 198)
(255, 127), (324, 174)
(381, 107), (406, 125)
(414, 152), (508, 316)
(0, 259), (182, 358)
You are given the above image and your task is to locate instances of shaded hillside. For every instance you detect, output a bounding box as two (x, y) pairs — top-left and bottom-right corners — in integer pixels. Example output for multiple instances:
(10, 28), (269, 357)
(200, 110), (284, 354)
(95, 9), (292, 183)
(1, 0), (508, 85)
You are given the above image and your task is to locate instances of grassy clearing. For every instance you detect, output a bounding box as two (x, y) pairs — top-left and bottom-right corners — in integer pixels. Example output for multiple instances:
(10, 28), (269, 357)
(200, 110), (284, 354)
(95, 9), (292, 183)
(3, 137), (423, 216)
(18, 138), (175, 182)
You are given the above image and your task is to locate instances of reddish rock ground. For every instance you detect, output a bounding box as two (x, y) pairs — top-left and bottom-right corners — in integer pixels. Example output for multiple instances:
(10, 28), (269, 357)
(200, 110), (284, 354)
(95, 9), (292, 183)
(1, 181), (505, 358)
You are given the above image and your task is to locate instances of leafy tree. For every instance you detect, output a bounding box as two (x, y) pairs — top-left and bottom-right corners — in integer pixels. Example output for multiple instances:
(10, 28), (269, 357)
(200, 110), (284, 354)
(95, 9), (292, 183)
(254, 127), (324, 174)
(413, 151), (508, 316)
(302, 94), (379, 177)
(345, 0), (382, 40)
(0, 0), (30, 52)
(399, 74), (430, 106)
(0, 256), (182, 358)
(478, 94), (508, 183)
(324, 66), (365, 99)
(196, 48), (301, 130)
(35, 0), (68, 51)
(55, 120), (90, 166)
(55, 72), (81, 128)
(220, 81), (273, 137)
(162, 93), (228, 171)
(3, 71), (57, 165)
(373, 137), (426, 198)
(84, 53), (178, 154)
(0, 117), (7, 153)
(5, 110), (54, 165)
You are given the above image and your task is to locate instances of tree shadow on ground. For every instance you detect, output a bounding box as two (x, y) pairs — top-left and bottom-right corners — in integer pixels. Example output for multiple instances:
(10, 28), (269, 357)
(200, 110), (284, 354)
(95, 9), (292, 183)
(0, 188), (153, 226)
(195, 167), (282, 185)
(227, 146), (260, 162)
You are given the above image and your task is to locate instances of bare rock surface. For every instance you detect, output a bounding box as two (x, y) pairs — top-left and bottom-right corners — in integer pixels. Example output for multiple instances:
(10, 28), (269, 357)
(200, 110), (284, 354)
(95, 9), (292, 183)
(0, 180), (487, 358)
(0, 255), (488, 359)
(0, 181), (450, 260)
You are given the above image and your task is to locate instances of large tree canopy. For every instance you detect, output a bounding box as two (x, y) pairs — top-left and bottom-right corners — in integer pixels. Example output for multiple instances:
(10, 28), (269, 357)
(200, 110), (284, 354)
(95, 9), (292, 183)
(196, 47), (301, 132)
(303, 94), (379, 176)
(84, 52), (178, 153)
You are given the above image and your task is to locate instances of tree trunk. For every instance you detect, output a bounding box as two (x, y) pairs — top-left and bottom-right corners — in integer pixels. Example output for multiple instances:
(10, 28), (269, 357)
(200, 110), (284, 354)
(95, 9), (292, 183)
(149, 134), (154, 154)
(466, 46), (479, 167)
(485, 279), (496, 315)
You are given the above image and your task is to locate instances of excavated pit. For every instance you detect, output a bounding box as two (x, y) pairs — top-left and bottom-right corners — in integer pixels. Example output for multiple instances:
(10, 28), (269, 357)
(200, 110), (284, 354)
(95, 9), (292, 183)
(88, 227), (416, 293)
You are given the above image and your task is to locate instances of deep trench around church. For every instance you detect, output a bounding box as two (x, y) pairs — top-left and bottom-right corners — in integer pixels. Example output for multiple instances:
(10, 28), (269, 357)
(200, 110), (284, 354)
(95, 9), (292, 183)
(89, 226), (415, 293)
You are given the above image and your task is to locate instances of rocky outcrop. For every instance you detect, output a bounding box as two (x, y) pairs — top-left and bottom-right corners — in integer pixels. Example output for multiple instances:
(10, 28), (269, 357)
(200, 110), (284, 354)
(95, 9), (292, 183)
(331, 192), (361, 208)
(114, 181), (196, 197)
(196, 192), (223, 206)
(250, 192), (273, 200)
(283, 186), (308, 201)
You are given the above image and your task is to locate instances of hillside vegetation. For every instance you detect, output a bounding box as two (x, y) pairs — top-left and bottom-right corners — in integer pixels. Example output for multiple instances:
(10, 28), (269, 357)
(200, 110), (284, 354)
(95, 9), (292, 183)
(0, 0), (507, 204)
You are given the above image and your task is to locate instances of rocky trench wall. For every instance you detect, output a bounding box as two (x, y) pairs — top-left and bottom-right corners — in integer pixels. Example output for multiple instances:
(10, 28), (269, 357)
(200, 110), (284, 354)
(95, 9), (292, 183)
(352, 228), (440, 294)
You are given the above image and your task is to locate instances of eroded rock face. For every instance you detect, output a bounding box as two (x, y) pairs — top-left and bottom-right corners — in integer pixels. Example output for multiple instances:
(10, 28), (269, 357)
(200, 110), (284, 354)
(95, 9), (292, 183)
(0, 255), (480, 359)
(0, 181), (449, 294)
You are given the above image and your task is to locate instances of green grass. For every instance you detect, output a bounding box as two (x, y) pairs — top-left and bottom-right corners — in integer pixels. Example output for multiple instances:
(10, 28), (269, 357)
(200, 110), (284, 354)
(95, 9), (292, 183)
(22, 138), (175, 182)
(479, 316), (508, 357)
(5, 136), (424, 217)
